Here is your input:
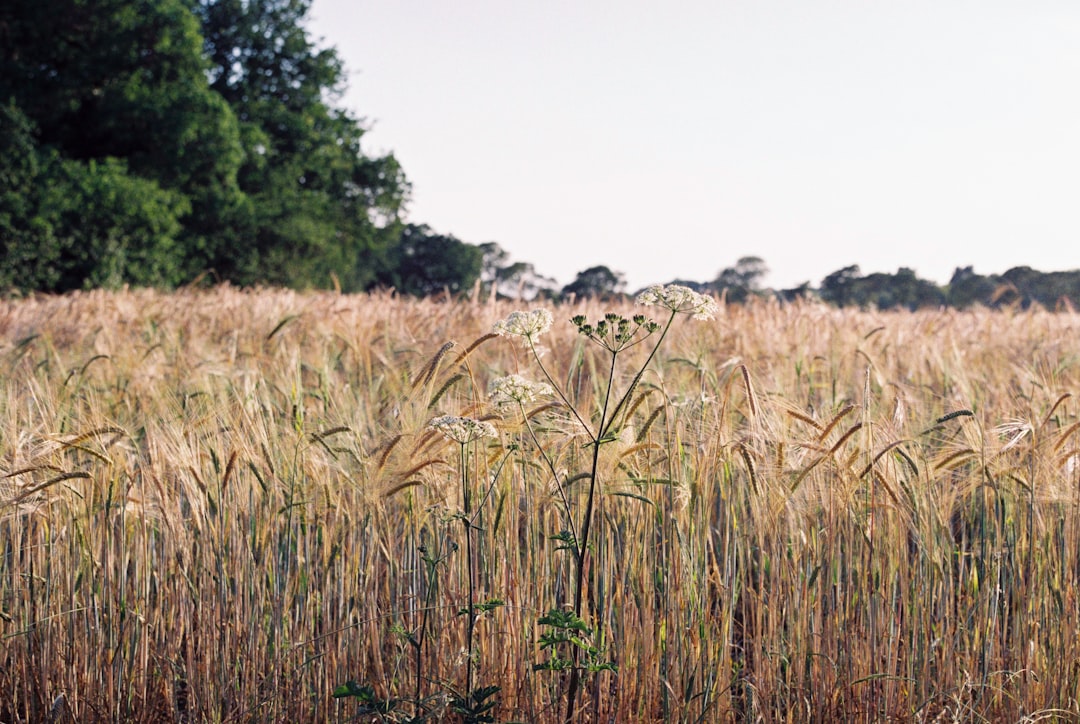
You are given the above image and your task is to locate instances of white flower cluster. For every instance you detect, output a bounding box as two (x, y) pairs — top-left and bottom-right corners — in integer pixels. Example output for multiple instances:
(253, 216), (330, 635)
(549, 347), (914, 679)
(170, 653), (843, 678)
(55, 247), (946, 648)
(489, 374), (553, 406)
(428, 415), (497, 444)
(636, 284), (718, 321)
(493, 309), (554, 342)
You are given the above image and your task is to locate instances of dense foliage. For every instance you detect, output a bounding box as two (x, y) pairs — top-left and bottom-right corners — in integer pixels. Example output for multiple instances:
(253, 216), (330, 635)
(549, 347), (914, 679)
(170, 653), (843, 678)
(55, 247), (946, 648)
(1, 0), (407, 292)
(373, 223), (483, 297)
(700, 259), (1080, 311)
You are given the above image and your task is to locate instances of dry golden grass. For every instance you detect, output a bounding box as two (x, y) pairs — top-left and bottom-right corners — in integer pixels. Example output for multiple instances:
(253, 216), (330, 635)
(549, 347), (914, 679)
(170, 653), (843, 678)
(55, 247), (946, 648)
(2, 286), (1079, 722)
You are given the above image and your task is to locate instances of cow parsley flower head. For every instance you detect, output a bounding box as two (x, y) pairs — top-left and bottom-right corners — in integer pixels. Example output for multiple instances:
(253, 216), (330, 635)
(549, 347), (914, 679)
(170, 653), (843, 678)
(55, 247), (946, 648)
(489, 374), (554, 406)
(493, 309), (553, 342)
(428, 415), (497, 444)
(636, 284), (718, 320)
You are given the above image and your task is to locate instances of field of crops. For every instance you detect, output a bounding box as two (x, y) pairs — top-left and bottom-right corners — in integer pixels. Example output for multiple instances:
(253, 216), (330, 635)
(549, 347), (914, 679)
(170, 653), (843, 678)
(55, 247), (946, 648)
(2, 287), (1079, 723)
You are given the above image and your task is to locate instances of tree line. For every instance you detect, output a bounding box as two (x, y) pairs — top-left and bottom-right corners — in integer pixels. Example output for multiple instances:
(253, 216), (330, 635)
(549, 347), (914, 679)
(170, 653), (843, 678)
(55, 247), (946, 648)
(718, 259), (1080, 311)
(2, 0), (1077, 309)
(554, 258), (1080, 311)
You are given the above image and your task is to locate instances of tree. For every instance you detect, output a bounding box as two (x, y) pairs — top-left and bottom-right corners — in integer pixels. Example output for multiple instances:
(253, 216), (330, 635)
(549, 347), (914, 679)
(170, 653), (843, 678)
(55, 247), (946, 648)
(1000, 266), (1043, 308)
(817, 265), (944, 310)
(819, 265), (862, 307)
(0, 0), (409, 292)
(0, 103), (61, 291)
(0, 106), (189, 292)
(561, 266), (626, 300)
(189, 0), (409, 289)
(858, 268), (944, 310)
(777, 281), (813, 303)
(376, 224), (483, 297)
(0, 0), (234, 290)
(714, 256), (769, 303)
(1031, 270), (1080, 309)
(947, 266), (998, 308)
(479, 242), (558, 299)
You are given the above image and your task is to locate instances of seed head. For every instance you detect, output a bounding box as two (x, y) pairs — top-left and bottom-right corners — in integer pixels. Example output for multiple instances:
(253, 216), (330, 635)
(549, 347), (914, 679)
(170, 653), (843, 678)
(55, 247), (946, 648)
(493, 309), (554, 342)
(489, 374), (554, 406)
(636, 284), (718, 320)
(428, 415), (497, 444)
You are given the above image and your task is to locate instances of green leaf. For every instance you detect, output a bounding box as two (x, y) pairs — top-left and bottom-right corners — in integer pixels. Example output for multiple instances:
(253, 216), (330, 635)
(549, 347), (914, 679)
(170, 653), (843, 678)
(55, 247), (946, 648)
(610, 491), (656, 507)
(332, 681), (372, 699)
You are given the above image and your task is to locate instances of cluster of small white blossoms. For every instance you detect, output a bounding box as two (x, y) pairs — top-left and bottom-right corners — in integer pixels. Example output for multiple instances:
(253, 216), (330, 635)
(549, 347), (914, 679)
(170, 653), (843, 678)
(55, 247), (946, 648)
(428, 415), (498, 444)
(492, 308), (553, 342)
(489, 374), (553, 406)
(636, 284), (718, 321)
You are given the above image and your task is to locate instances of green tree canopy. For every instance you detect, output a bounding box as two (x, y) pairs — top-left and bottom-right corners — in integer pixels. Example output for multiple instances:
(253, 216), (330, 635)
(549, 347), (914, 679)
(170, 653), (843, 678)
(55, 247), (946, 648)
(819, 265), (861, 307)
(946, 266), (999, 308)
(375, 224), (483, 297)
(561, 265), (626, 300)
(818, 265), (944, 310)
(714, 255), (769, 303)
(188, 0), (409, 289)
(0, 0), (408, 292)
(1, 0), (242, 291)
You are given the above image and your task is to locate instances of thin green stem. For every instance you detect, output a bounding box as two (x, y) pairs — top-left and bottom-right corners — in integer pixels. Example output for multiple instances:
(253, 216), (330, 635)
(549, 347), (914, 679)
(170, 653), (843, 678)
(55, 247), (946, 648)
(460, 441), (476, 701)
(565, 347), (619, 724)
(519, 407), (579, 545)
(575, 348), (619, 603)
(602, 310), (677, 436)
(528, 338), (596, 443)
(415, 537), (441, 714)
(562, 311), (679, 724)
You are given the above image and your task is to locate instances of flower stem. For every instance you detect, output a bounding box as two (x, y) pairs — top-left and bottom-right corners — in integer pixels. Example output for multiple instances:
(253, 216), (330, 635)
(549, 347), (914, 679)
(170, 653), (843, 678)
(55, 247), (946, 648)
(460, 441), (476, 700)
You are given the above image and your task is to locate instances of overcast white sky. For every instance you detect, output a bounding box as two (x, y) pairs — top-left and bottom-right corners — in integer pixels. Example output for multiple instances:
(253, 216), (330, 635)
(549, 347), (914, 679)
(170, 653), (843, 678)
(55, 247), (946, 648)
(307, 1), (1080, 291)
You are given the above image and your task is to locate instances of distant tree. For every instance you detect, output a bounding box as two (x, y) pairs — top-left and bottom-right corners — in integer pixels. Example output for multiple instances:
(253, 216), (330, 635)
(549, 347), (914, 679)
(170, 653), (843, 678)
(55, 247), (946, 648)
(479, 243), (511, 285)
(901, 268), (947, 309)
(478, 242), (558, 299)
(819, 265), (862, 307)
(999, 266), (1047, 308)
(776, 281), (814, 303)
(1034, 270), (1080, 309)
(561, 265), (626, 300)
(947, 266), (998, 308)
(818, 265), (944, 310)
(859, 268), (944, 310)
(857, 272), (896, 308)
(714, 256), (769, 302)
(376, 224), (482, 297)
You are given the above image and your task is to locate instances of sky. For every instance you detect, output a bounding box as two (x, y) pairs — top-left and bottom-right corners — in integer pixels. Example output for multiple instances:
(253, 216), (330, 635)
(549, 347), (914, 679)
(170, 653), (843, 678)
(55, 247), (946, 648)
(306, 1), (1080, 292)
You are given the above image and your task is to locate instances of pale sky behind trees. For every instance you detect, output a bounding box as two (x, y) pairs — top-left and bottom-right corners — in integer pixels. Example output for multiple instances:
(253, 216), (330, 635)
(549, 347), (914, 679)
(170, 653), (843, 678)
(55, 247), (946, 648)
(307, 1), (1080, 291)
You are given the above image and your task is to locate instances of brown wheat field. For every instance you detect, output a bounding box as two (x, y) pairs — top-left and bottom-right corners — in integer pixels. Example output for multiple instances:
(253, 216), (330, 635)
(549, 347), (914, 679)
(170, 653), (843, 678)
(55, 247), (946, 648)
(1, 286), (1079, 723)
